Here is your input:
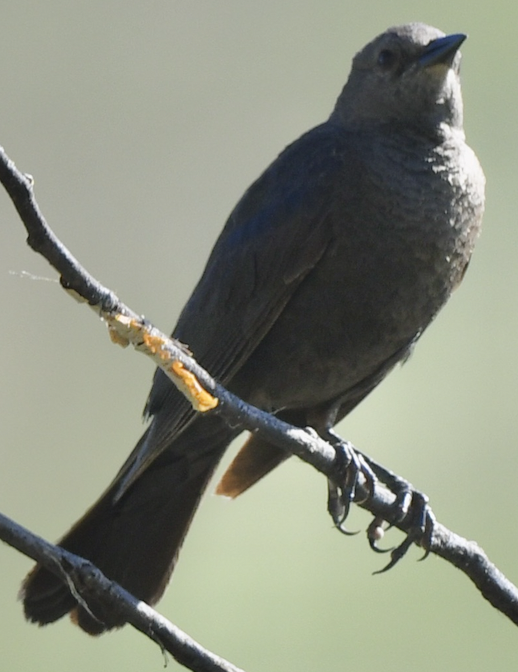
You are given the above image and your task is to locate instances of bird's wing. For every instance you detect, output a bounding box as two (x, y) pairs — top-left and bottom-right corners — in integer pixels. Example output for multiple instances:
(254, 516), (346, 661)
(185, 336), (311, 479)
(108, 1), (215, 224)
(118, 124), (352, 486)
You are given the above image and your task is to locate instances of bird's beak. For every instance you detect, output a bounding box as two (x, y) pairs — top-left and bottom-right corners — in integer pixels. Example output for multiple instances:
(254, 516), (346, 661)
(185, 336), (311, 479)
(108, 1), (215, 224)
(419, 33), (467, 68)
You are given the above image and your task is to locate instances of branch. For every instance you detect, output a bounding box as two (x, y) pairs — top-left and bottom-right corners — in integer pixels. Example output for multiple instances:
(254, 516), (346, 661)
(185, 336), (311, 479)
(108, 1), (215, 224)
(1, 144), (518, 672)
(0, 511), (243, 672)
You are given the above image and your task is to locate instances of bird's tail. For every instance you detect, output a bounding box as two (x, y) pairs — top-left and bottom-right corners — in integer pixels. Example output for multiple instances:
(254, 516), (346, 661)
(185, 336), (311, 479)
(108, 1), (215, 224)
(21, 415), (236, 634)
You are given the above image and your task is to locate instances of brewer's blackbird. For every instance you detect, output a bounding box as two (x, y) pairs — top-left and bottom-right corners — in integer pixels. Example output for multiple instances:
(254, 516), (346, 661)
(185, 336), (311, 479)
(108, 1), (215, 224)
(22, 22), (485, 633)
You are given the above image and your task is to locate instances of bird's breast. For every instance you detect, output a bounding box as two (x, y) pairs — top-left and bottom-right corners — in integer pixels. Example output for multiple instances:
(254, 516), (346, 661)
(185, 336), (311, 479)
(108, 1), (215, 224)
(231, 132), (484, 412)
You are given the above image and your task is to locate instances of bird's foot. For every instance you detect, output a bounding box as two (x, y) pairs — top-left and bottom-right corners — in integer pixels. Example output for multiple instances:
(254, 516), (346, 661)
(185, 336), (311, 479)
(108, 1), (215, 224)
(360, 454), (435, 571)
(324, 431), (435, 570)
(325, 432), (377, 534)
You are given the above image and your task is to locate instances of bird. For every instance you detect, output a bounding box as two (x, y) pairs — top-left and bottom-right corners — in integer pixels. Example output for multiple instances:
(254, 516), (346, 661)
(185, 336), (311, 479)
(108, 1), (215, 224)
(21, 22), (485, 634)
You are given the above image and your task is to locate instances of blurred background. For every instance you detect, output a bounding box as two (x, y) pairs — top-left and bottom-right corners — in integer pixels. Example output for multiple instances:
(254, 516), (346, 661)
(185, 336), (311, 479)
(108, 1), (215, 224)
(0, 2), (516, 670)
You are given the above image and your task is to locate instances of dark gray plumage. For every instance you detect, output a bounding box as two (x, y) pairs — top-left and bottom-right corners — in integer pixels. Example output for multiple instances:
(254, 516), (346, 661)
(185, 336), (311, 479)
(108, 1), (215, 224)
(22, 23), (485, 634)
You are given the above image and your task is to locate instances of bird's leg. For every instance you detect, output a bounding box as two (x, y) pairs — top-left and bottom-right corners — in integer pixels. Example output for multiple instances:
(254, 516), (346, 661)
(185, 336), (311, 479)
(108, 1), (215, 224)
(323, 429), (377, 534)
(359, 452), (436, 571)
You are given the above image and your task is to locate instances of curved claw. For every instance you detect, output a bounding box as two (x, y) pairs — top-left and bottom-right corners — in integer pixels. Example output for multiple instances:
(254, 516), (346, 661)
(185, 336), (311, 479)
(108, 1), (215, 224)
(327, 481), (358, 536)
(372, 492), (435, 572)
(327, 478), (347, 527)
(328, 487), (358, 534)
(369, 537), (393, 554)
(326, 435), (379, 533)
(418, 547), (431, 562)
(336, 523), (360, 537)
(373, 534), (415, 574)
(417, 502), (436, 561)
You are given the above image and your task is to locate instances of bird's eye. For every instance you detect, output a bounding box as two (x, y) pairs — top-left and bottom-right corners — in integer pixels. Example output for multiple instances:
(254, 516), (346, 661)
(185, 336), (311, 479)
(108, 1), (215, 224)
(377, 49), (396, 70)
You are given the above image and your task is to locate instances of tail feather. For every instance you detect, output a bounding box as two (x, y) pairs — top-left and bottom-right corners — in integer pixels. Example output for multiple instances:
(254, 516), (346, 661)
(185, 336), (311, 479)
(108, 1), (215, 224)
(216, 408), (307, 498)
(216, 434), (288, 498)
(21, 415), (236, 634)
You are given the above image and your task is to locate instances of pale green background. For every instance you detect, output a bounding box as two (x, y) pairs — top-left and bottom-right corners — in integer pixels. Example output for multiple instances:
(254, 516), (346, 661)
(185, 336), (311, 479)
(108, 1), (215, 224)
(0, 2), (515, 671)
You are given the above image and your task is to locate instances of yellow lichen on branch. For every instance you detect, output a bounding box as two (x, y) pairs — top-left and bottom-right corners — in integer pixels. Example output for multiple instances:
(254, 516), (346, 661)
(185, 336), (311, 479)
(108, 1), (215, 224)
(170, 360), (218, 412)
(142, 330), (171, 362)
(104, 312), (218, 413)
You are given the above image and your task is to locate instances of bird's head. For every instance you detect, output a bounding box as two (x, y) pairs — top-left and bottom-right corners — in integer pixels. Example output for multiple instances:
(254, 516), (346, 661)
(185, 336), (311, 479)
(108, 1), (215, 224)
(333, 23), (466, 138)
